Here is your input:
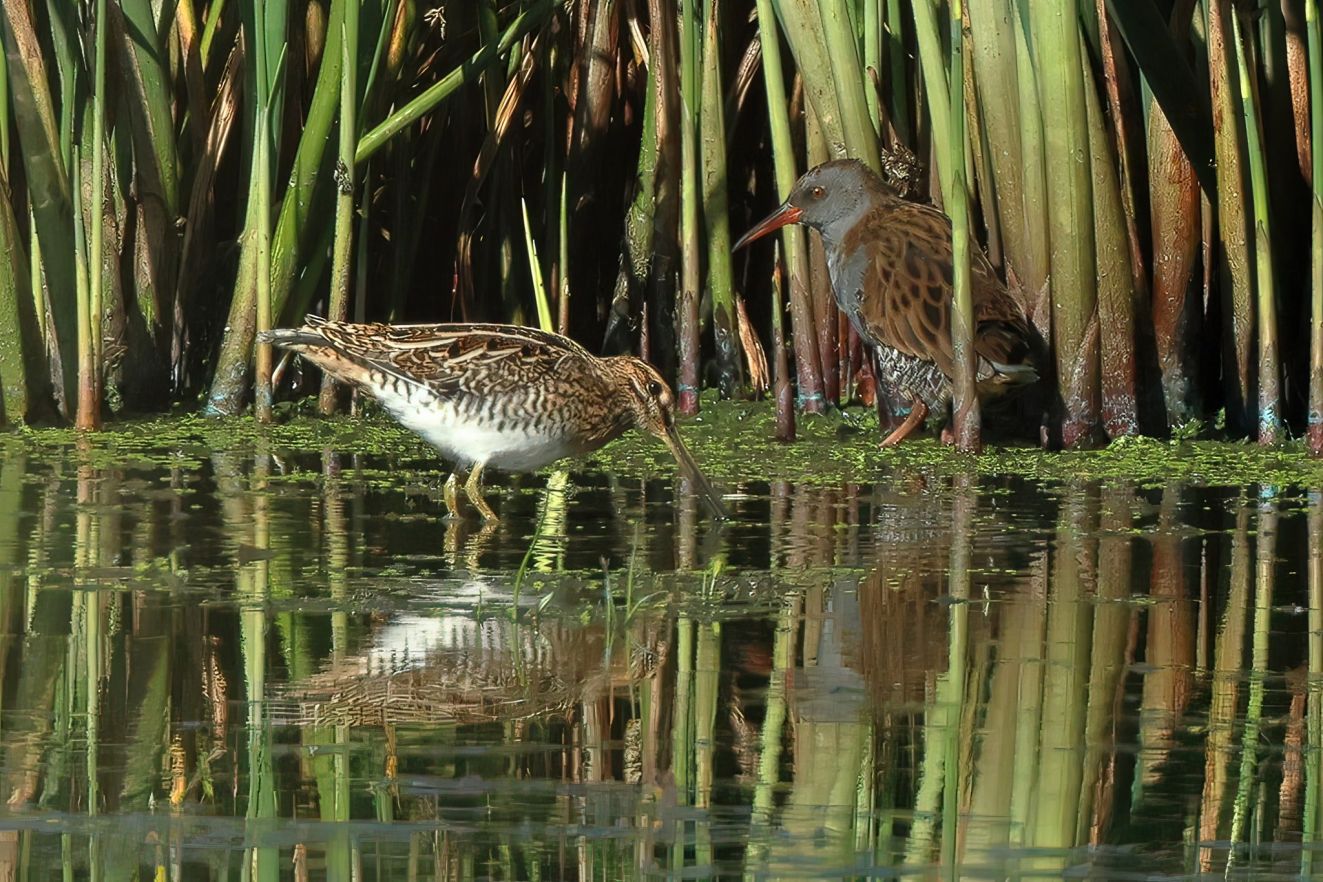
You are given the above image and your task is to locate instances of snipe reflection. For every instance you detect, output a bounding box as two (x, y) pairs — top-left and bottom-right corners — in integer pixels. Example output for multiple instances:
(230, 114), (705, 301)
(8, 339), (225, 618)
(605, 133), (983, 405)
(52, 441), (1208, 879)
(0, 439), (1319, 880)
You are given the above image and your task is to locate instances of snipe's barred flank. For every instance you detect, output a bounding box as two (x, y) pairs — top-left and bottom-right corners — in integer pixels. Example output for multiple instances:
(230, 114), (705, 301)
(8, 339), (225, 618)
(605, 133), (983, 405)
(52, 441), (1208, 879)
(259, 317), (728, 521)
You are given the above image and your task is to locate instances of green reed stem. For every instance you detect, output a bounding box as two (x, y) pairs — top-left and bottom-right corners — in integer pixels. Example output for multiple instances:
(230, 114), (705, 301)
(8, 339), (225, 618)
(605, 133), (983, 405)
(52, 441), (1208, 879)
(251, 7), (277, 424)
(1031, 0), (1099, 448)
(678, 0), (702, 414)
(1310, 0), (1323, 456)
(947, 0), (979, 451)
(754, 0), (823, 416)
(1231, 14), (1280, 444)
(322, 0), (360, 415)
(819, 0), (880, 169)
(863, 0), (882, 132)
(82, 0), (108, 430)
(73, 140), (94, 431)
(700, 0), (741, 396)
(911, 0), (952, 198)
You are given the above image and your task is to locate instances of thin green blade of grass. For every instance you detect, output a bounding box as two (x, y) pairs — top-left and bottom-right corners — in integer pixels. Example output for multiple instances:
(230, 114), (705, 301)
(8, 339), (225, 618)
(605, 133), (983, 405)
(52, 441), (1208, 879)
(355, 0), (551, 164)
(520, 196), (554, 334)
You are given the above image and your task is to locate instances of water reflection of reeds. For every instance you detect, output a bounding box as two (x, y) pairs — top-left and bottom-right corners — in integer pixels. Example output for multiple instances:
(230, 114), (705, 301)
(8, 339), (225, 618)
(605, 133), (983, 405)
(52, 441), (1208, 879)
(1, 443), (1322, 878)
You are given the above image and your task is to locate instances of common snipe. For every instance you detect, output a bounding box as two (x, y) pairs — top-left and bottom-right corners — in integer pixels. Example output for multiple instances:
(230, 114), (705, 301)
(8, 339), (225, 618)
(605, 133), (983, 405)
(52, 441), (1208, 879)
(735, 159), (1039, 446)
(260, 317), (728, 520)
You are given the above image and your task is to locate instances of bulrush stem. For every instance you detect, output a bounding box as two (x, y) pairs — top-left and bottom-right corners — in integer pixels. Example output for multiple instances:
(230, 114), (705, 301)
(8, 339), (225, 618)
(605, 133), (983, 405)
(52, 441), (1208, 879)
(948, 0), (980, 451)
(678, 0), (703, 415)
(1232, 13), (1280, 444)
(322, 0), (360, 416)
(753, 0), (822, 417)
(1030, 0), (1100, 448)
(700, 0), (742, 397)
(1309, 0), (1323, 456)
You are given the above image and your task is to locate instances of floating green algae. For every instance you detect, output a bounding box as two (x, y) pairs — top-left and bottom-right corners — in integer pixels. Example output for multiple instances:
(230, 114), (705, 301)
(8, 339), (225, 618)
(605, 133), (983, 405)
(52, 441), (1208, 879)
(4, 399), (1323, 489)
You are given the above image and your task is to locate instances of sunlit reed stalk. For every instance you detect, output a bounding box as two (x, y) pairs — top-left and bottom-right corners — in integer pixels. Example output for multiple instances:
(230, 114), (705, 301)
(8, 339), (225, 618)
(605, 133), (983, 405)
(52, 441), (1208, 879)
(818, 0), (879, 170)
(947, 0), (979, 451)
(700, 0), (741, 397)
(250, 5), (278, 424)
(1308, 0), (1323, 456)
(558, 173), (570, 334)
(678, 0), (702, 415)
(754, 0), (823, 416)
(910, 0), (953, 199)
(1231, 15), (1280, 444)
(322, 1), (360, 416)
(80, 0), (108, 431)
(73, 143), (93, 431)
(771, 241), (794, 440)
(521, 197), (554, 332)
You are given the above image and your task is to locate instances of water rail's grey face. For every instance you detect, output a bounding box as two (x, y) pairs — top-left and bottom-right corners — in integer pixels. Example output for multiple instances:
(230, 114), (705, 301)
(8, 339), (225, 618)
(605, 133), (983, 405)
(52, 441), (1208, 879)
(733, 159), (878, 249)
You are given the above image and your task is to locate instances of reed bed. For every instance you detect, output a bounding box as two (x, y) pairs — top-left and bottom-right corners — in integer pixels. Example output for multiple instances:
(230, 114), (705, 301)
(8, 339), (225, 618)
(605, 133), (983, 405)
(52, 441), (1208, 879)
(0, 0), (1321, 451)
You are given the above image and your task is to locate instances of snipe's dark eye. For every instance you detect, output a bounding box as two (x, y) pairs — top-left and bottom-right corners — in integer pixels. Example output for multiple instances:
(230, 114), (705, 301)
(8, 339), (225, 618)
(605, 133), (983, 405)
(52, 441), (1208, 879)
(809, 185), (826, 199)
(647, 381), (663, 397)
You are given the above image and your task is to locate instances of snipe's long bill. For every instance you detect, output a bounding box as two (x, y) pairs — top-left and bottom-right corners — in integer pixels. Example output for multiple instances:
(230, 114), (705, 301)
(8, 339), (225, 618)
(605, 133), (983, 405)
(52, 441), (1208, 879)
(259, 317), (729, 521)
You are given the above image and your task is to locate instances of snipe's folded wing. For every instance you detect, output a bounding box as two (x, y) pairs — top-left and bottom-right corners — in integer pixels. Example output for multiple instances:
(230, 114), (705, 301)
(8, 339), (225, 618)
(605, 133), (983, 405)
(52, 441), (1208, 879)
(309, 321), (591, 399)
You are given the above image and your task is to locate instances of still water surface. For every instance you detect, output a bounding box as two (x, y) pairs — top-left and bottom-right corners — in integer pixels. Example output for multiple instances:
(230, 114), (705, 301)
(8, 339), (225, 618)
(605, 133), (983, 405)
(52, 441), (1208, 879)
(0, 427), (1321, 880)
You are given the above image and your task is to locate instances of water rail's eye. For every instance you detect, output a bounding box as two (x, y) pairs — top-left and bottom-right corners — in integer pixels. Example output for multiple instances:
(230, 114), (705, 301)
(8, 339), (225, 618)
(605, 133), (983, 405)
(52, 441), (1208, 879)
(810, 185), (825, 199)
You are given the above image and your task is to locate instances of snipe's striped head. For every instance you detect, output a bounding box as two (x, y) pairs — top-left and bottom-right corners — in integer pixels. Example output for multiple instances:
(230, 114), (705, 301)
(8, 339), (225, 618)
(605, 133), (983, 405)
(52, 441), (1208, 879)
(607, 356), (727, 519)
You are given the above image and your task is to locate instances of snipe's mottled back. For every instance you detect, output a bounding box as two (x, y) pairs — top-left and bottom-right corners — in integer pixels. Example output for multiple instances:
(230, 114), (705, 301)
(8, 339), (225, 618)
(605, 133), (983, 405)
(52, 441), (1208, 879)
(260, 317), (727, 520)
(735, 159), (1040, 445)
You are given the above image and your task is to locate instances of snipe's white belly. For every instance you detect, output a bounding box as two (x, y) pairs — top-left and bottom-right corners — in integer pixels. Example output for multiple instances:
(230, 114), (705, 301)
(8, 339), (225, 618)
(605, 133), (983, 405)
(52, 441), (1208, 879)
(377, 389), (585, 472)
